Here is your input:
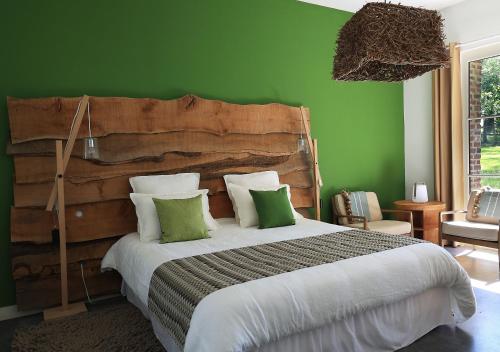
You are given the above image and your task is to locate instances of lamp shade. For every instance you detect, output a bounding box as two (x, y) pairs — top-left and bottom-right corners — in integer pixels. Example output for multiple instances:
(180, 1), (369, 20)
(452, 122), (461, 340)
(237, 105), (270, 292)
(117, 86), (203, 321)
(333, 3), (449, 82)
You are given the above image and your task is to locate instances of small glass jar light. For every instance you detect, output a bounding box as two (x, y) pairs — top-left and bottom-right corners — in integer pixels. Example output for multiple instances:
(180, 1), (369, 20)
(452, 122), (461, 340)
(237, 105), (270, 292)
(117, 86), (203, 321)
(83, 101), (100, 160)
(297, 135), (308, 154)
(83, 137), (100, 160)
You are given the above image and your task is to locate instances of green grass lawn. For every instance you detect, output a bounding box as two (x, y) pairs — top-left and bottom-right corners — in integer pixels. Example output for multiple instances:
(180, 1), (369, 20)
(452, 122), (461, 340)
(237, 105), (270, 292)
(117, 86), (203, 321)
(480, 145), (500, 188)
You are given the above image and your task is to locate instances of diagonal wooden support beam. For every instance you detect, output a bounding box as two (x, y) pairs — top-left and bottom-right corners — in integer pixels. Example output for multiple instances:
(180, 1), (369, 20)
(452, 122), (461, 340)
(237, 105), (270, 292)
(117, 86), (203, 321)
(46, 95), (89, 211)
(299, 107), (323, 185)
(300, 106), (322, 220)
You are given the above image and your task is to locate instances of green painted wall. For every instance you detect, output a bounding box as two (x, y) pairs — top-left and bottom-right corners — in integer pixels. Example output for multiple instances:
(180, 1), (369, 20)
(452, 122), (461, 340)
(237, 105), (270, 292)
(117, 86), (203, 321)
(0, 0), (404, 307)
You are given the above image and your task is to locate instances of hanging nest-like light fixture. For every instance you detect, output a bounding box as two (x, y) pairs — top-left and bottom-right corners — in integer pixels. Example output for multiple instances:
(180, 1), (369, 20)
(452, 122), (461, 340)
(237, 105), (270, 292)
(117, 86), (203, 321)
(333, 2), (449, 82)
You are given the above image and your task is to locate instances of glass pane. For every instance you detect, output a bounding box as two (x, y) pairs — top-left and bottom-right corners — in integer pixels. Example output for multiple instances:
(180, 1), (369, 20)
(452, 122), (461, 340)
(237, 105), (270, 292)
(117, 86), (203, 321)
(469, 55), (500, 118)
(469, 118), (500, 175)
(469, 176), (500, 191)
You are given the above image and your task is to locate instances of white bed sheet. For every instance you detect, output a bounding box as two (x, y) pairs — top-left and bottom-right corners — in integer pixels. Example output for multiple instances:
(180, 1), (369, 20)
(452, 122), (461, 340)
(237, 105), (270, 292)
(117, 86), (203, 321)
(102, 218), (342, 307)
(102, 218), (475, 352)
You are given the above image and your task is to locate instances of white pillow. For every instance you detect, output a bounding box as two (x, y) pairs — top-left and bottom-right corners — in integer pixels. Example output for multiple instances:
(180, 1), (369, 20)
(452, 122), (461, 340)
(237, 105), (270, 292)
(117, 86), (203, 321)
(130, 189), (218, 242)
(226, 183), (303, 228)
(129, 173), (200, 194)
(224, 171), (280, 222)
(223, 171), (280, 188)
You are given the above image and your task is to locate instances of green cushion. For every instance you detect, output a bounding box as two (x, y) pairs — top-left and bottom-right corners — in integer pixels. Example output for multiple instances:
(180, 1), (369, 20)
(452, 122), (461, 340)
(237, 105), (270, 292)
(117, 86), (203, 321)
(153, 195), (209, 243)
(249, 187), (296, 229)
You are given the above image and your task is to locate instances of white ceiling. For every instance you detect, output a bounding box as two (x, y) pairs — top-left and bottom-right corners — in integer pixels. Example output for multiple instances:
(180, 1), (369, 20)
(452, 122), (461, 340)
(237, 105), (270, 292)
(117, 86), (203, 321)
(299, 0), (467, 12)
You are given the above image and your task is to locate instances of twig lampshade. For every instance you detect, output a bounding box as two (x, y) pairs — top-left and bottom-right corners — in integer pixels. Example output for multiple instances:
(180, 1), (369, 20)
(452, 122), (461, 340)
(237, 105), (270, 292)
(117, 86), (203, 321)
(333, 2), (449, 82)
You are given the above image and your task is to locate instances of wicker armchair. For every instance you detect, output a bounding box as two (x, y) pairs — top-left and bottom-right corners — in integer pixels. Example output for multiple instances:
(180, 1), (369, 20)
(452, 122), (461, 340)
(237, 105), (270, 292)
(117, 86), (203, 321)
(332, 192), (414, 236)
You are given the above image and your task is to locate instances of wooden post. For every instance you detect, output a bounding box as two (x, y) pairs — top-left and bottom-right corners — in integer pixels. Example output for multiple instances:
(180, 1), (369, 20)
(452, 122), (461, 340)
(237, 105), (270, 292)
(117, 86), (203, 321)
(43, 142), (87, 320)
(44, 105), (89, 320)
(56, 140), (68, 308)
(312, 139), (321, 221)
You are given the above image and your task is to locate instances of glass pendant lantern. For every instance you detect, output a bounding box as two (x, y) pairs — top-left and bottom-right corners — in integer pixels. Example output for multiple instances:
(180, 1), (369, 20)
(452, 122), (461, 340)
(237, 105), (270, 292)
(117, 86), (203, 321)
(83, 102), (100, 160)
(297, 134), (308, 154)
(297, 113), (309, 154)
(84, 136), (100, 160)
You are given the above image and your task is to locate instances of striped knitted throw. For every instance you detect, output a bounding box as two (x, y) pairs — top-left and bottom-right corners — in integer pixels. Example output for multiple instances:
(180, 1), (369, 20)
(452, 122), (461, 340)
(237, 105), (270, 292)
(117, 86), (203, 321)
(148, 229), (422, 349)
(476, 190), (500, 219)
(348, 191), (372, 220)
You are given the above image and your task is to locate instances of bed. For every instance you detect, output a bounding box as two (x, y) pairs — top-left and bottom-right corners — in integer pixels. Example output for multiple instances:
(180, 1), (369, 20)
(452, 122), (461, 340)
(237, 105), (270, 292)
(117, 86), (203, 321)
(102, 217), (476, 352)
(8, 94), (474, 349)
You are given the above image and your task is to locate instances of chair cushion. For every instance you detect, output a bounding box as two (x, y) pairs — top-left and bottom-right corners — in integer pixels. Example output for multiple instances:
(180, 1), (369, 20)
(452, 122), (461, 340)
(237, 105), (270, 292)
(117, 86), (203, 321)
(343, 222), (365, 229)
(442, 220), (499, 242)
(466, 190), (500, 225)
(344, 220), (411, 235)
(334, 192), (383, 225)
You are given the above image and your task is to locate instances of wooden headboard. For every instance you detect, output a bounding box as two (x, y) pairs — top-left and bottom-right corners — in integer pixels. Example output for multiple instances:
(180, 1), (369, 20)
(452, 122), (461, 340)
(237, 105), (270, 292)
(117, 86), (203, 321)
(7, 95), (314, 310)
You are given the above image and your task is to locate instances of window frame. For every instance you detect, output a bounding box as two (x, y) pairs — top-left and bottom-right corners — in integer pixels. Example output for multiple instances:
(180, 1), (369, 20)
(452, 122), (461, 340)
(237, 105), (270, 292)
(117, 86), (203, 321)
(461, 43), (500, 194)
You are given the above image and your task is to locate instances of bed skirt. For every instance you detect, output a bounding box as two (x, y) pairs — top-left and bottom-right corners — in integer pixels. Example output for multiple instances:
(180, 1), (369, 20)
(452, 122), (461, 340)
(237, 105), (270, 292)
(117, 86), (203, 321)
(122, 281), (454, 352)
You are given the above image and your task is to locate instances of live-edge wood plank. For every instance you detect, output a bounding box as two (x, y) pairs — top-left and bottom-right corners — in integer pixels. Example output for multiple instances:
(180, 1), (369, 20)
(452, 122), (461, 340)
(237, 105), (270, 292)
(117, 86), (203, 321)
(14, 152), (309, 184)
(14, 170), (312, 207)
(7, 132), (299, 163)
(11, 188), (314, 243)
(11, 200), (136, 244)
(8, 95), (309, 143)
(11, 238), (119, 280)
(15, 263), (121, 310)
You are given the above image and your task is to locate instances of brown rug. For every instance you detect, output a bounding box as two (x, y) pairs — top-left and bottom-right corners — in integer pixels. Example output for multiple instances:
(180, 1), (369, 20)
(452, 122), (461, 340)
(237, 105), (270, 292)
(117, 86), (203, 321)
(11, 302), (165, 352)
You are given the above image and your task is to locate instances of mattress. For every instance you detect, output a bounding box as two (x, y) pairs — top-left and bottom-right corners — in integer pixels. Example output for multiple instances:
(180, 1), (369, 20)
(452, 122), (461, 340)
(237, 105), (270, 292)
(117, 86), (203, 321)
(102, 218), (475, 352)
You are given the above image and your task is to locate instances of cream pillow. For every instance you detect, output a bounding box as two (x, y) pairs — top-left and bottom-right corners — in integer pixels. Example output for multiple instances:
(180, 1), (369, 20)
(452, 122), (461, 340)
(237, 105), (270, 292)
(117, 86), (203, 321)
(130, 189), (218, 242)
(129, 173), (200, 194)
(224, 171), (280, 221)
(223, 171), (280, 188)
(226, 183), (302, 228)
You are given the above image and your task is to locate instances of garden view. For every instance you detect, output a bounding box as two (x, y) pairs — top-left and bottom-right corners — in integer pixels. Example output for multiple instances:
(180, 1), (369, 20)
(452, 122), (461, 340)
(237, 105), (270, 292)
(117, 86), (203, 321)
(478, 56), (500, 188)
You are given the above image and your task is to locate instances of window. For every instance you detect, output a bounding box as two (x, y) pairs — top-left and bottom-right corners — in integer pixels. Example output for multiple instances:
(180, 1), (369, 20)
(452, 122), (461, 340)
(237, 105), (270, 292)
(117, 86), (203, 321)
(467, 55), (500, 191)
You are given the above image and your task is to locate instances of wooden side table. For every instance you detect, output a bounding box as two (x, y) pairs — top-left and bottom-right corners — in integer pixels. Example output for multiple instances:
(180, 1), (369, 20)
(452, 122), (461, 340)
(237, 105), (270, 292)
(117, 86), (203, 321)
(393, 200), (446, 245)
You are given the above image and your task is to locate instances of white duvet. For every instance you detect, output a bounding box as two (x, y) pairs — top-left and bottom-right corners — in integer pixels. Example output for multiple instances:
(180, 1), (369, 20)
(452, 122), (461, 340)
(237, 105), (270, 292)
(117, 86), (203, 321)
(102, 218), (476, 352)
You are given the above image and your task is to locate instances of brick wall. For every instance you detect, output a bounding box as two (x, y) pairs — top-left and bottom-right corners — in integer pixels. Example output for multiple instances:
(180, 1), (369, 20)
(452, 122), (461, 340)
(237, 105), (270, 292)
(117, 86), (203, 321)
(469, 61), (482, 190)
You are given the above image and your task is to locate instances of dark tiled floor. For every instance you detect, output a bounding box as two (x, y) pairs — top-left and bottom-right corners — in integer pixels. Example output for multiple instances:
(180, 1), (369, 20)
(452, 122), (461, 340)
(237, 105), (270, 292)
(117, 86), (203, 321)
(399, 245), (500, 352)
(399, 288), (500, 352)
(1, 247), (499, 352)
